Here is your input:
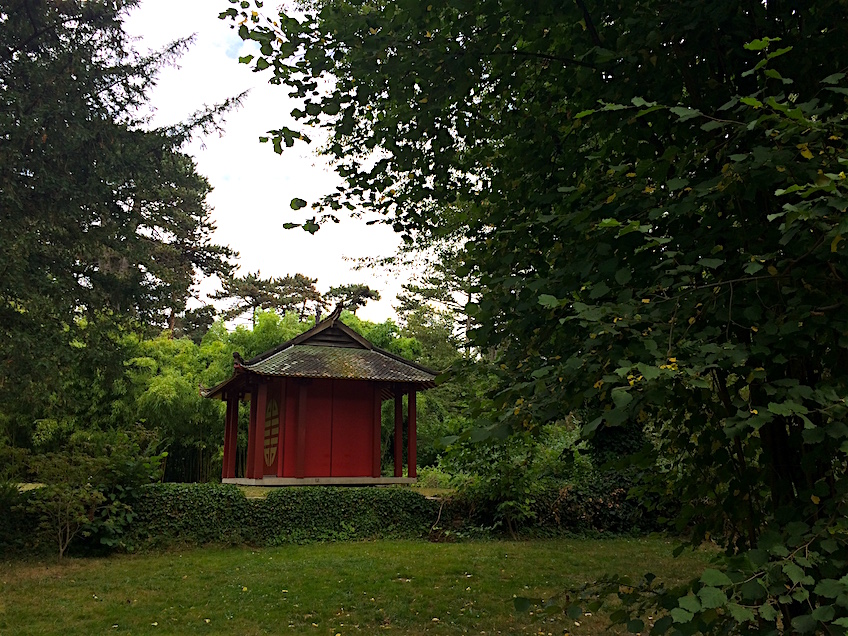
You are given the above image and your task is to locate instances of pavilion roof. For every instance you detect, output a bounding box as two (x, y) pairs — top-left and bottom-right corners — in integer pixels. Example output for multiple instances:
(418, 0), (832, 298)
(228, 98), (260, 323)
(201, 305), (438, 399)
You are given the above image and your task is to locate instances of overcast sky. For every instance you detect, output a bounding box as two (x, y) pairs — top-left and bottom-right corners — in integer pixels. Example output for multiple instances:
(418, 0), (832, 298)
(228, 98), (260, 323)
(124, 0), (406, 324)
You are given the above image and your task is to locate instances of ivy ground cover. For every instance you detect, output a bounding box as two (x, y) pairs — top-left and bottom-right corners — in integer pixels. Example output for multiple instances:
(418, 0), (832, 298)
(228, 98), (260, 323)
(1, 538), (709, 635)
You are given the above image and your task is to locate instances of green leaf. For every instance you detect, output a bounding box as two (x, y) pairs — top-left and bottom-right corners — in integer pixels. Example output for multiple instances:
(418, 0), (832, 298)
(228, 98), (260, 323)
(767, 401), (808, 416)
(700, 568), (733, 586)
(698, 258), (723, 269)
(615, 268), (632, 285)
(823, 72), (845, 85)
(790, 614), (817, 633)
(256, 57), (270, 70)
(759, 604), (778, 621)
(538, 294), (561, 308)
(815, 579), (847, 598)
(783, 562), (806, 584)
(811, 605), (835, 622)
(290, 198), (308, 210)
(626, 618), (645, 633)
(766, 46), (793, 60)
(670, 608), (694, 623)
(589, 282), (610, 299)
(697, 586), (727, 609)
(740, 579), (768, 601)
(238, 54), (254, 64)
(611, 388), (633, 409)
(636, 363), (661, 381)
(669, 106), (702, 121)
(678, 595), (701, 613)
(567, 604), (583, 620)
(740, 97), (763, 108)
(744, 37), (780, 51)
(631, 97), (656, 108)
(726, 603), (756, 623)
(667, 177), (689, 190)
(598, 218), (622, 228)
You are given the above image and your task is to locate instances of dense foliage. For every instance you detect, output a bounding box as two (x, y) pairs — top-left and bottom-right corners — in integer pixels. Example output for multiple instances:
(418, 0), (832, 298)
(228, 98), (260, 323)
(128, 484), (439, 548)
(226, 0), (848, 632)
(0, 0), (238, 445)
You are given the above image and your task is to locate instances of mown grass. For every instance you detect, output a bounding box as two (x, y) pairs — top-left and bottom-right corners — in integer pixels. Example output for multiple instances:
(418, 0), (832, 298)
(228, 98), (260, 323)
(0, 537), (711, 635)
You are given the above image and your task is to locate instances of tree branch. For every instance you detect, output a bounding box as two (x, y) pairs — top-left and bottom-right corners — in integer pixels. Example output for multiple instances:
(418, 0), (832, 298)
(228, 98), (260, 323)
(574, 0), (603, 47)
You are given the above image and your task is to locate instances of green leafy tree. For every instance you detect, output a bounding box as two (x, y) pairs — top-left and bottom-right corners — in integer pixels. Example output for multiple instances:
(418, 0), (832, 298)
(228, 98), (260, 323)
(0, 0), (238, 445)
(227, 0), (848, 632)
(27, 427), (164, 559)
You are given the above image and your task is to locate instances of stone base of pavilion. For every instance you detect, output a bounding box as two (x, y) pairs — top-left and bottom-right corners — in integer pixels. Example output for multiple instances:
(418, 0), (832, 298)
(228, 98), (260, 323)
(223, 476), (417, 486)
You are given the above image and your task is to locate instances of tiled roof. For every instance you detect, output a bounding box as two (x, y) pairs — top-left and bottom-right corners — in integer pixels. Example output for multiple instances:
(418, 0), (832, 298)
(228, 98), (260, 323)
(201, 305), (439, 399)
(243, 344), (436, 383)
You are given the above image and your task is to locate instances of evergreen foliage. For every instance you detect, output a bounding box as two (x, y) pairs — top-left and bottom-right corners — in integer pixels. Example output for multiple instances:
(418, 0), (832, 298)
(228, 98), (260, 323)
(1, 0), (237, 444)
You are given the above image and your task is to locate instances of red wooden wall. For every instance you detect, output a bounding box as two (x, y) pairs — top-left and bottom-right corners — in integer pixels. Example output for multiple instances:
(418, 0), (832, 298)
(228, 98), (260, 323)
(274, 378), (377, 478)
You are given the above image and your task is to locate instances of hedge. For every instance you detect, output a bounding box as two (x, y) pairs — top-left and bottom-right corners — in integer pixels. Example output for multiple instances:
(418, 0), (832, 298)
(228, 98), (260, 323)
(1, 479), (665, 557)
(126, 484), (441, 549)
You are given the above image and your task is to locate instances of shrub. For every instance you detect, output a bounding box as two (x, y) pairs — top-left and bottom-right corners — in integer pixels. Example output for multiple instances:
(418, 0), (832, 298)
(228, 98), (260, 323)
(442, 471), (662, 537)
(127, 484), (441, 549)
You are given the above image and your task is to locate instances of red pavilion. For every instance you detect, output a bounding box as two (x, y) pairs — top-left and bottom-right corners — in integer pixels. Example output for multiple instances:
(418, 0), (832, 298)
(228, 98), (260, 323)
(201, 306), (438, 485)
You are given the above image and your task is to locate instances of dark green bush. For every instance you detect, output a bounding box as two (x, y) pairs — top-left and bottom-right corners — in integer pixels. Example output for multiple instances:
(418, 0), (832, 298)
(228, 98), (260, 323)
(442, 471), (663, 537)
(127, 484), (441, 549)
(0, 485), (34, 553)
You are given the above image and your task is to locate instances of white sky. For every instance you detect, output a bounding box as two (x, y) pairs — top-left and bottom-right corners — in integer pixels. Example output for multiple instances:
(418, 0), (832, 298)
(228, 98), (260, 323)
(124, 0), (405, 324)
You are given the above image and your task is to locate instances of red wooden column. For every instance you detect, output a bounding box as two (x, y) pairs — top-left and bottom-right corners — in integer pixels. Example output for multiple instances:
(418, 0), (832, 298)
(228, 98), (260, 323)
(394, 385), (403, 477)
(372, 383), (382, 478)
(222, 393), (238, 479)
(296, 381), (307, 478)
(245, 390), (257, 479)
(251, 383), (268, 479)
(407, 390), (417, 478)
(276, 380), (286, 478)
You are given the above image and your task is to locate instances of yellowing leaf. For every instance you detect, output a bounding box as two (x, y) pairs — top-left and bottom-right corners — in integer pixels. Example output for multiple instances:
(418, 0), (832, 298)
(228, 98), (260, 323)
(641, 298), (651, 304)
(418, 97), (428, 104)
(626, 172), (636, 178)
(796, 143), (813, 160)
(832, 234), (843, 252)
(605, 192), (617, 203)
(768, 265), (779, 276)
(643, 185), (655, 194)
(811, 495), (820, 504)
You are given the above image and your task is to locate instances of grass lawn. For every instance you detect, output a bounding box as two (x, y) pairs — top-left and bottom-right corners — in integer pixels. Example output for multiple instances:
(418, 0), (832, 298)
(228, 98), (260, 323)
(0, 537), (711, 635)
